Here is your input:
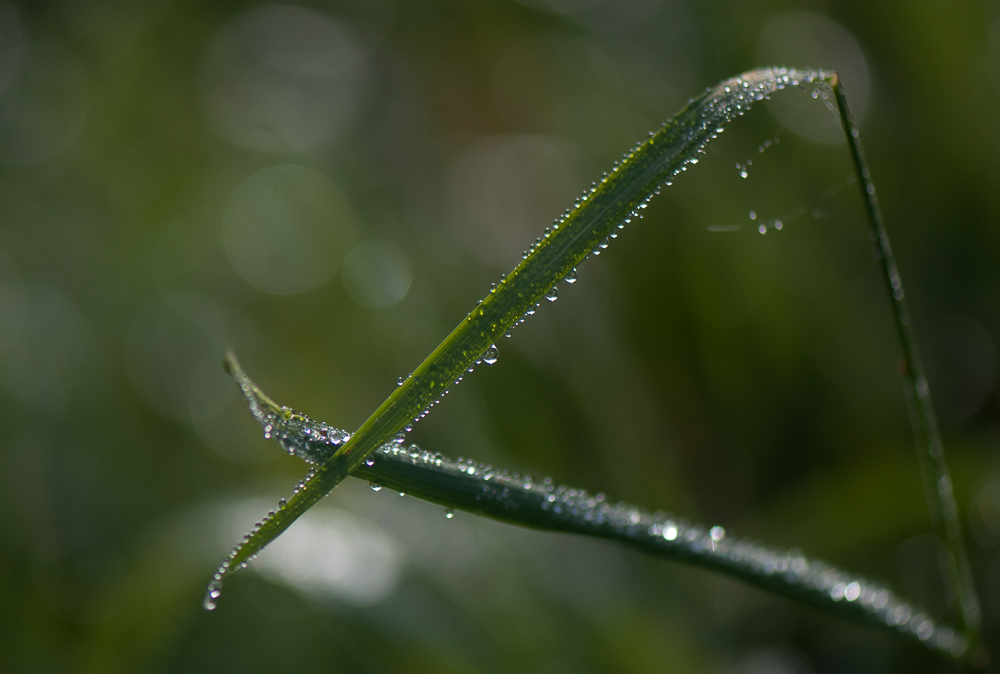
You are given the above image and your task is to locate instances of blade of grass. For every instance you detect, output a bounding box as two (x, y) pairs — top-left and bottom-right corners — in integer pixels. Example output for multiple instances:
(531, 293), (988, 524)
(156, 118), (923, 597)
(207, 71), (987, 670)
(204, 67), (837, 607)
(222, 355), (971, 662)
(830, 73), (985, 666)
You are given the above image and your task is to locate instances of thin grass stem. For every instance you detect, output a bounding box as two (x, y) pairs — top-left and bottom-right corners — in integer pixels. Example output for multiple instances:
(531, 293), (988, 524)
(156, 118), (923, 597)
(828, 73), (986, 668)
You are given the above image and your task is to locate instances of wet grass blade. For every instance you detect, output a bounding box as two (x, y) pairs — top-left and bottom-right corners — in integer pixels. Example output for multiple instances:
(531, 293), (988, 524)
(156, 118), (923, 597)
(204, 67), (838, 606)
(224, 357), (971, 661)
(829, 74), (985, 666)
(358, 445), (970, 659)
(206, 69), (986, 669)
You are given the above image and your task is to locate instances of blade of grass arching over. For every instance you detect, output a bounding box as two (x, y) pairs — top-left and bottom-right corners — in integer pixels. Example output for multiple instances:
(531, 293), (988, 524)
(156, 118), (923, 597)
(221, 356), (971, 663)
(203, 67), (837, 607)
(830, 74), (985, 664)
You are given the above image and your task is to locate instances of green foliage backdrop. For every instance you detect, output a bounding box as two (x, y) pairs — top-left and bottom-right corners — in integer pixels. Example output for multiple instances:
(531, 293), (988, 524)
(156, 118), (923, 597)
(0, 1), (998, 672)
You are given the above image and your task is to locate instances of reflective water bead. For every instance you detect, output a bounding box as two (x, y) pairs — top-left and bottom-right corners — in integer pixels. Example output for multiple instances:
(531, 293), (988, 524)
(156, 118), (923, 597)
(370, 482), (382, 492)
(445, 509), (454, 519)
(545, 287), (559, 302)
(564, 268), (577, 283)
(482, 345), (499, 364)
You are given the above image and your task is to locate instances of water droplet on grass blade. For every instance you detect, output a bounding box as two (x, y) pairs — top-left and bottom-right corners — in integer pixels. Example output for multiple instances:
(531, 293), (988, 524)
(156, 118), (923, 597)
(370, 483), (382, 492)
(482, 345), (498, 364)
(545, 287), (559, 302)
(564, 268), (577, 283)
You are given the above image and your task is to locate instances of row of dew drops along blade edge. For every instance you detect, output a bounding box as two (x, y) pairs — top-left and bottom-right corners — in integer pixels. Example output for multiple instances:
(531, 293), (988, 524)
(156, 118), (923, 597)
(372, 442), (968, 658)
(203, 67), (868, 612)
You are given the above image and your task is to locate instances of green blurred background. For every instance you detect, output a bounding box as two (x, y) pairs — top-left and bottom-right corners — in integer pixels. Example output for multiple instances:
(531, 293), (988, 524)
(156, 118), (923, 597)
(1, 0), (998, 671)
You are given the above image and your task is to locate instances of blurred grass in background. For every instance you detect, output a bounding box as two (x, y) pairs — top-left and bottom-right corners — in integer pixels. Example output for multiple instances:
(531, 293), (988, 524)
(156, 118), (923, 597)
(0, 0), (998, 672)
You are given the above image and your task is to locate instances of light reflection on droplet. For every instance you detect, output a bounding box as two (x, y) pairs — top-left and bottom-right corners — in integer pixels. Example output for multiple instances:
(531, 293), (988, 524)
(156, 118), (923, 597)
(844, 580), (861, 601)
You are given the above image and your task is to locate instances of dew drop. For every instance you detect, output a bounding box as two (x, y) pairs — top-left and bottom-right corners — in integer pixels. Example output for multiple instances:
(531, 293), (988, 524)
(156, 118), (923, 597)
(545, 287), (559, 302)
(370, 482), (382, 492)
(748, 211), (756, 220)
(758, 224), (767, 235)
(445, 509), (454, 519)
(397, 377), (404, 386)
(393, 432), (406, 444)
(482, 345), (499, 365)
(774, 220), (783, 231)
(564, 268), (577, 284)
(203, 585), (221, 611)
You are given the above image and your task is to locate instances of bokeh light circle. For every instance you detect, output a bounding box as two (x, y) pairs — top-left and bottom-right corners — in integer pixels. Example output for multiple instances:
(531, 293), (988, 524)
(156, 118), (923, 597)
(756, 12), (870, 144)
(341, 240), (412, 309)
(223, 164), (356, 295)
(199, 4), (370, 153)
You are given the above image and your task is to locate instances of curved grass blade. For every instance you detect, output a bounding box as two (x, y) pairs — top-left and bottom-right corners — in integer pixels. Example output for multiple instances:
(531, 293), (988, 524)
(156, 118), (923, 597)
(204, 67), (839, 607)
(829, 74), (985, 665)
(222, 356), (970, 661)
(356, 445), (970, 660)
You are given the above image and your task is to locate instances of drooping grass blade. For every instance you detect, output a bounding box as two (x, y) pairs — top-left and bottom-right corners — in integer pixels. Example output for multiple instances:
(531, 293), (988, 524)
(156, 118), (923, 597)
(222, 356), (970, 661)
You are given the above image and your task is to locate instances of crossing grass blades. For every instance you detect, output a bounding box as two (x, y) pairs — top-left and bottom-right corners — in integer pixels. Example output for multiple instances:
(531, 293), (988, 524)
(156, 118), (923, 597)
(202, 68), (990, 670)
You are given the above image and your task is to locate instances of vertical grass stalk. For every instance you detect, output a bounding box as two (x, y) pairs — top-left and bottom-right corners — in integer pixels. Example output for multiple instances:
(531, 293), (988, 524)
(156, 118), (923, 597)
(830, 73), (985, 665)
